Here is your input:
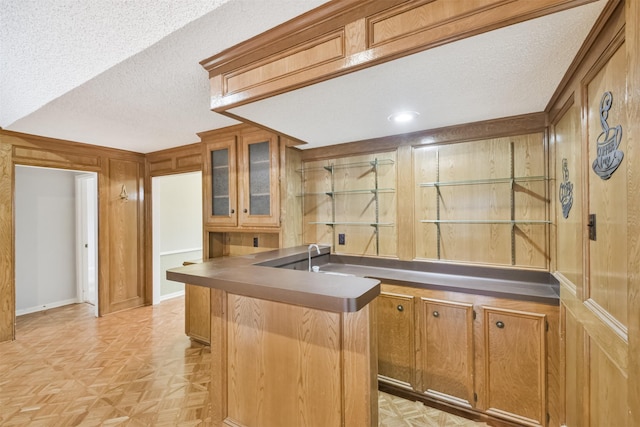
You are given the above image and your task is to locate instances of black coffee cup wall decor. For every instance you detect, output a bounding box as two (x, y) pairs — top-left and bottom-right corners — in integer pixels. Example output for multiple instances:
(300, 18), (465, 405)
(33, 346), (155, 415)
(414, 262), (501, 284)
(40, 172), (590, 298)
(592, 91), (624, 180)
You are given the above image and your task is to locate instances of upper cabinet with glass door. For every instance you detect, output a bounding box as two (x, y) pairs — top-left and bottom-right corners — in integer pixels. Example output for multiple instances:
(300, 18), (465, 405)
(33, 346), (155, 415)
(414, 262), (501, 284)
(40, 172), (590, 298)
(238, 130), (279, 227)
(203, 126), (280, 229)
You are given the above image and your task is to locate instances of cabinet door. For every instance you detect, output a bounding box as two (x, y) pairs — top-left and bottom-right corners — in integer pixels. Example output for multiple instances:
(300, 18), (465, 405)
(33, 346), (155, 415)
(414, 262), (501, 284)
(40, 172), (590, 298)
(206, 137), (238, 226)
(185, 284), (211, 345)
(483, 306), (546, 426)
(239, 131), (279, 227)
(377, 292), (415, 387)
(420, 298), (475, 407)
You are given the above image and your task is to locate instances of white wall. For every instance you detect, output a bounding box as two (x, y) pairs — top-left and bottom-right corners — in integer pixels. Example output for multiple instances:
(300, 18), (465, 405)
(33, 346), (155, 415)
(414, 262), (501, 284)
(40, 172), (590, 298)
(154, 171), (202, 299)
(15, 166), (78, 314)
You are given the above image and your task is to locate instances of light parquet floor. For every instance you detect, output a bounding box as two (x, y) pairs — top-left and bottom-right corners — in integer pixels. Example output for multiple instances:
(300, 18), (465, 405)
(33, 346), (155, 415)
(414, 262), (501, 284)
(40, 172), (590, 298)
(1, 297), (486, 427)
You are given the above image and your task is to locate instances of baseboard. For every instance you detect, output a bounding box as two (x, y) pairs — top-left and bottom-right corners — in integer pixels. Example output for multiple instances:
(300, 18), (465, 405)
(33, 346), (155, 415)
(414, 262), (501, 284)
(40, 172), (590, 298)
(16, 298), (79, 316)
(160, 290), (185, 302)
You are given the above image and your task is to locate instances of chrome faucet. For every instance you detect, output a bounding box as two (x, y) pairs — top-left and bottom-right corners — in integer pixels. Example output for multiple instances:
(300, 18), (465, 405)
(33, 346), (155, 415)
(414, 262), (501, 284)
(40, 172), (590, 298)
(308, 244), (320, 272)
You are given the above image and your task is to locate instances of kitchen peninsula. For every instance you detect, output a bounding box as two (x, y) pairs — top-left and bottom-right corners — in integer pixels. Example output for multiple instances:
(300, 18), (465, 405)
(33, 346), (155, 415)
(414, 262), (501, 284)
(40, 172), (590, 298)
(167, 245), (380, 427)
(169, 244), (561, 427)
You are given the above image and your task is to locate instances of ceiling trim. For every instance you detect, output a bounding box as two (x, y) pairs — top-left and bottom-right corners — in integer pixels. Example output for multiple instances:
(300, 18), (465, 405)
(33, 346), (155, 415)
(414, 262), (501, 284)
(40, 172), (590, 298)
(201, 0), (599, 113)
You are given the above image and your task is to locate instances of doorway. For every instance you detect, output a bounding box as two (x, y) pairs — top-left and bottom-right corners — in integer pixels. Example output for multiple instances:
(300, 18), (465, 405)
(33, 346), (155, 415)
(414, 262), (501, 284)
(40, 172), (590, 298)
(15, 166), (99, 316)
(75, 173), (98, 315)
(151, 171), (202, 305)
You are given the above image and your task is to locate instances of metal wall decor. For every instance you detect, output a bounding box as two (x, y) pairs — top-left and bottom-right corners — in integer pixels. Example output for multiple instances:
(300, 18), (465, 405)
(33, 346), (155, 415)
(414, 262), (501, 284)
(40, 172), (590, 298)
(559, 158), (573, 219)
(592, 91), (624, 180)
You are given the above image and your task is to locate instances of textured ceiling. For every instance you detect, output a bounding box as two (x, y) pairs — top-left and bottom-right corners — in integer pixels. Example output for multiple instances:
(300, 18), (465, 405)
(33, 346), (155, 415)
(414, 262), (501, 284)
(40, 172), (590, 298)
(1, 0), (606, 154)
(231, 0), (607, 149)
(0, 0), (328, 152)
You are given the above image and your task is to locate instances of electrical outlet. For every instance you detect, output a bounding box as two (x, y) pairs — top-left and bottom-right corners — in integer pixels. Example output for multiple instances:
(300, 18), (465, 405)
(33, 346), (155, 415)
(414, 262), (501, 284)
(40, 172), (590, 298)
(253, 237), (259, 247)
(338, 234), (345, 245)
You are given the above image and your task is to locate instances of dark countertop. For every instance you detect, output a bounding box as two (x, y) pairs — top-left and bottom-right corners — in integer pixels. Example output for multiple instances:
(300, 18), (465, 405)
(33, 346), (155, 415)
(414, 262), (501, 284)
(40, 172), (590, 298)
(166, 246), (381, 313)
(316, 255), (559, 305)
(167, 246), (560, 313)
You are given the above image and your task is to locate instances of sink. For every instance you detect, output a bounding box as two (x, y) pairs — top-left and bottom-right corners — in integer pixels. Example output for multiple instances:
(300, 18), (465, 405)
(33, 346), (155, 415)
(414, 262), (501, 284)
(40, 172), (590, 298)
(317, 271), (354, 277)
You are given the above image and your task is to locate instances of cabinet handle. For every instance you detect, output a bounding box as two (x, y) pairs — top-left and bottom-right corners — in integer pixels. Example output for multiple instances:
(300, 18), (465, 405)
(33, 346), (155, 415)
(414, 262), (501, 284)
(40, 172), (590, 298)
(433, 311), (439, 318)
(496, 321), (505, 329)
(397, 305), (404, 312)
(231, 209), (235, 214)
(243, 208), (248, 213)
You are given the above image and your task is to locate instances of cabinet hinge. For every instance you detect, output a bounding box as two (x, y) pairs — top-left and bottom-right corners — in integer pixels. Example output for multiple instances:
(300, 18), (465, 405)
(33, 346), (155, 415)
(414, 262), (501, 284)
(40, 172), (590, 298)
(547, 412), (550, 424)
(473, 392), (478, 402)
(472, 310), (477, 320)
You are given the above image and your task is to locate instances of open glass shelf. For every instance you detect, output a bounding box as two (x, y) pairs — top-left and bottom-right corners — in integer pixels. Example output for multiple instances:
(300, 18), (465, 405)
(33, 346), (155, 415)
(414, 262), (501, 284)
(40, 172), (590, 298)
(301, 188), (395, 196)
(298, 158), (395, 173)
(419, 175), (547, 187)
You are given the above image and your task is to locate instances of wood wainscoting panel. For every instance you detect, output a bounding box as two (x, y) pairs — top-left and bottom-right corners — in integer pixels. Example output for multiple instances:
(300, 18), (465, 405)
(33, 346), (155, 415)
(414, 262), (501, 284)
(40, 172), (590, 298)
(0, 142), (13, 342)
(147, 143), (202, 177)
(342, 303), (378, 427)
(561, 301), (586, 427)
(589, 337), (628, 425)
(225, 294), (342, 427)
(553, 97), (584, 290)
(223, 30), (345, 97)
(585, 39), (627, 330)
(367, 0), (505, 47)
(626, 0), (640, 423)
(103, 157), (146, 314)
(281, 146), (303, 249)
(12, 146), (100, 169)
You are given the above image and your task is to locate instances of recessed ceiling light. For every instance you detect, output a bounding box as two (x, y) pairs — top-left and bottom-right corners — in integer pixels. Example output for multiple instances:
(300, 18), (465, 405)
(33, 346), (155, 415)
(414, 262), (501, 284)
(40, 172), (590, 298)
(388, 111), (419, 123)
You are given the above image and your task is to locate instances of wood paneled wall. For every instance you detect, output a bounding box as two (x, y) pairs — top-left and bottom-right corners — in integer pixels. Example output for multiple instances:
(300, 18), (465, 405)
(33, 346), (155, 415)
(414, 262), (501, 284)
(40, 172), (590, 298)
(626, 0), (640, 424)
(0, 141), (13, 342)
(548, 0), (639, 424)
(0, 130), (148, 342)
(413, 133), (548, 269)
(301, 116), (548, 269)
(101, 158), (146, 313)
(146, 142), (201, 177)
(301, 151), (397, 257)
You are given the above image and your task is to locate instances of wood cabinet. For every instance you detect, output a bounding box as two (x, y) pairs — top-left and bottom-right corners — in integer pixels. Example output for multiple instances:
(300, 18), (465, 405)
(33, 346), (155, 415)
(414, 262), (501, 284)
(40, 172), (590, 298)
(378, 283), (559, 426)
(182, 260), (211, 345)
(377, 292), (415, 387)
(420, 297), (475, 407)
(482, 306), (547, 426)
(185, 283), (210, 345)
(203, 126), (279, 229)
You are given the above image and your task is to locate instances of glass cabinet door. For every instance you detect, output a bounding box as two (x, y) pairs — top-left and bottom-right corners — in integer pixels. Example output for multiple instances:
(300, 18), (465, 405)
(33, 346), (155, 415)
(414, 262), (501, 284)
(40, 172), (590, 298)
(206, 137), (237, 226)
(240, 131), (279, 227)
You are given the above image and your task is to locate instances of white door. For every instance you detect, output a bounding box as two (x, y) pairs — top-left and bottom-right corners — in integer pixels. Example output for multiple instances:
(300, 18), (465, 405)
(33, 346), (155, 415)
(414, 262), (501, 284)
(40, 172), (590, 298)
(75, 173), (98, 316)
